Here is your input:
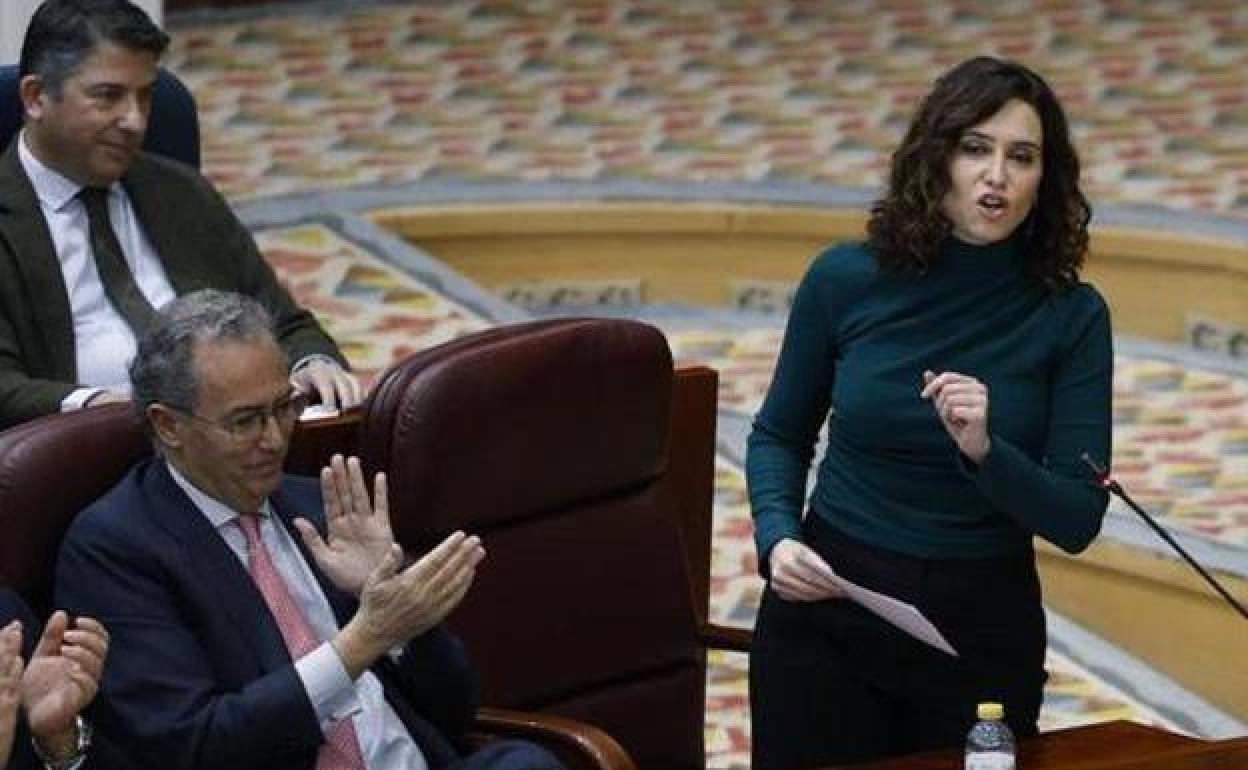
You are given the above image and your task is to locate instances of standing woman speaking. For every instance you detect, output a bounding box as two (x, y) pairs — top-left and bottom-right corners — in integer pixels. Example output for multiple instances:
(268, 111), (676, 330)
(747, 57), (1113, 769)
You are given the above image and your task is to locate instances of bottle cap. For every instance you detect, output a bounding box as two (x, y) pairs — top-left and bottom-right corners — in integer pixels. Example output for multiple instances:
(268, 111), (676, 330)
(977, 702), (1005, 720)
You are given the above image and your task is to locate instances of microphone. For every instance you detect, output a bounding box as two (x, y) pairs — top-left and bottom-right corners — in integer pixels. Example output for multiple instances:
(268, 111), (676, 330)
(1081, 453), (1248, 622)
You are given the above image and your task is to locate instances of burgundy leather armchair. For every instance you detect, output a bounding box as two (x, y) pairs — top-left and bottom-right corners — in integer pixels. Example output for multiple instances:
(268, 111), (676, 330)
(359, 317), (748, 770)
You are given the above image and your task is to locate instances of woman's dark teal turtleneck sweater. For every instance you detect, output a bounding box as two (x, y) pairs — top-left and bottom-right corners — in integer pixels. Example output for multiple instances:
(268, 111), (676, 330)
(746, 237), (1113, 564)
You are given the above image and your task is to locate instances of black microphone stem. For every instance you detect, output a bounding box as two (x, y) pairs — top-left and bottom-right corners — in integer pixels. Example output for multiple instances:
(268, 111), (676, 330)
(1081, 454), (1248, 623)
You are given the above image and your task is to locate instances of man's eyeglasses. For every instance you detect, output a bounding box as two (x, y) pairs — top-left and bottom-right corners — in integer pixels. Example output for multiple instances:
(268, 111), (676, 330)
(174, 390), (308, 442)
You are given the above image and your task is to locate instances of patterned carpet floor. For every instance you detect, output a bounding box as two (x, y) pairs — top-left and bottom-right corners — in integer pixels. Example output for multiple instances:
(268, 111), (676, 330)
(171, 1), (1248, 765)
(173, 0), (1248, 214)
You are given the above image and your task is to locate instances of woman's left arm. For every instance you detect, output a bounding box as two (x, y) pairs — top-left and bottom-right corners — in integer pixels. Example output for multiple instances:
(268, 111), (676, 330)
(973, 287), (1114, 553)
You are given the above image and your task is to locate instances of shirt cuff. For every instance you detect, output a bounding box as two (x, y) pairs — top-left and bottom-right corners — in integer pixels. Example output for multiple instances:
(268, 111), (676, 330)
(294, 642), (363, 729)
(60, 387), (106, 412)
(290, 353), (341, 373)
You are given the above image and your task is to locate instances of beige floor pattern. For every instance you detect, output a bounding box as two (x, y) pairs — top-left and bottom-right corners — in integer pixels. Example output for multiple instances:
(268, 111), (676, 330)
(170, 0), (1248, 215)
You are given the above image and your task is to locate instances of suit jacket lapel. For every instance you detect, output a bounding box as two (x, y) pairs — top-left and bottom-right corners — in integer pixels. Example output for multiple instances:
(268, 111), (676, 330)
(0, 139), (77, 379)
(143, 461), (291, 672)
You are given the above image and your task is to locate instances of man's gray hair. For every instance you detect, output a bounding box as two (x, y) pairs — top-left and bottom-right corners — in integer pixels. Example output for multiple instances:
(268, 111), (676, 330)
(130, 289), (277, 422)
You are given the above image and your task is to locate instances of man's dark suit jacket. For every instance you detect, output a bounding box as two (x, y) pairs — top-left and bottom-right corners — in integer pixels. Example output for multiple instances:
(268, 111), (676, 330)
(0, 589), (136, 770)
(0, 139), (345, 428)
(55, 460), (476, 770)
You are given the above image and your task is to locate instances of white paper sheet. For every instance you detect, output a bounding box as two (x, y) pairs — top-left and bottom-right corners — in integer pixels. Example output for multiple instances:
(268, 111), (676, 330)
(836, 577), (959, 657)
(803, 552), (959, 657)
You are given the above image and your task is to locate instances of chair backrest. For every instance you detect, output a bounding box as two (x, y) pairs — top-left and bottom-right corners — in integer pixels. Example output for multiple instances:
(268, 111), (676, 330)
(0, 404), (355, 617)
(359, 318), (707, 770)
(0, 405), (149, 616)
(0, 65), (201, 169)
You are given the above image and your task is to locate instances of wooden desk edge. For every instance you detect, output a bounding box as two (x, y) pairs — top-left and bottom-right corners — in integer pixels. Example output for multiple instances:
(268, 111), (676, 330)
(820, 721), (1248, 770)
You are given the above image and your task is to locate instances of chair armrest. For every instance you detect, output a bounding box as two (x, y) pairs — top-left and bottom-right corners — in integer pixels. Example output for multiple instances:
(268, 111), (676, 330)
(470, 706), (638, 770)
(286, 408), (362, 475)
(701, 621), (752, 653)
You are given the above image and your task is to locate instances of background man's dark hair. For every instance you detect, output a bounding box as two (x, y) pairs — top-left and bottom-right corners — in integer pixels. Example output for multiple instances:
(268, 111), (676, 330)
(19, 0), (170, 98)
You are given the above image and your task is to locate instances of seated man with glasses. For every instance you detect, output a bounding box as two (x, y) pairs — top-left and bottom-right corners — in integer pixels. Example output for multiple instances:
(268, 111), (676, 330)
(171, 387), (308, 443)
(54, 289), (562, 770)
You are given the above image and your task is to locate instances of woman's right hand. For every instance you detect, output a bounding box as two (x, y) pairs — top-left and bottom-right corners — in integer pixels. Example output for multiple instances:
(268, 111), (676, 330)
(768, 539), (847, 601)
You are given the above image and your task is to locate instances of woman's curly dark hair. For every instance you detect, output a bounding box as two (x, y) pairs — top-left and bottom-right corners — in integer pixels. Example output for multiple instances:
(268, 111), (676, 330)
(866, 57), (1091, 289)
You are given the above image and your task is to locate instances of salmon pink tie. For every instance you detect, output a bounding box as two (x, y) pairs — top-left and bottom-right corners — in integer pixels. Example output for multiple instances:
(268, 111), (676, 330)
(238, 514), (367, 770)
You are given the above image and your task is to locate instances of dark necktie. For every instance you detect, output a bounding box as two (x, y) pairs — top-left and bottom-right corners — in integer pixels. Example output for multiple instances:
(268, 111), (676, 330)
(77, 187), (157, 335)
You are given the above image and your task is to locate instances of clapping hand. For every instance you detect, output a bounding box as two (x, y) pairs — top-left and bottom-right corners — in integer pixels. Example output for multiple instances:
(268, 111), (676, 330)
(769, 539), (846, 602)
(335, 532), (485, 678)
(21, 612), (108, 760)
(0, 621), (21, 768)
(921, 370), (991, 464)
(295, 454), (395, 598)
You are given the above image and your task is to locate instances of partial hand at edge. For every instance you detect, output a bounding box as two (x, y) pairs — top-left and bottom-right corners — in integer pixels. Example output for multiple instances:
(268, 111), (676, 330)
(333, 530), (485, 679)
(22, 612), (108, 763)
(0, 621), (22, 770)
(768, 538), (846, 602)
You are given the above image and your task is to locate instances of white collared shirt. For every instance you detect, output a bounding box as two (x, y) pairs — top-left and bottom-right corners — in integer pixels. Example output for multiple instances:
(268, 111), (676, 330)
(165, 462), (429, 770)
(17, 132), (177, 407)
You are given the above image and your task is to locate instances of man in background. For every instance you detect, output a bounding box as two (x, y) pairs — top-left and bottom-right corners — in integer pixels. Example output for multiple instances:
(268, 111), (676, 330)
(0, 0), (359, 429)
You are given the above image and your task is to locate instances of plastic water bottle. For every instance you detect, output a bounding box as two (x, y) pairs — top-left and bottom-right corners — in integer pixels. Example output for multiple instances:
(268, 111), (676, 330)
(964, 702), (1016, 770)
